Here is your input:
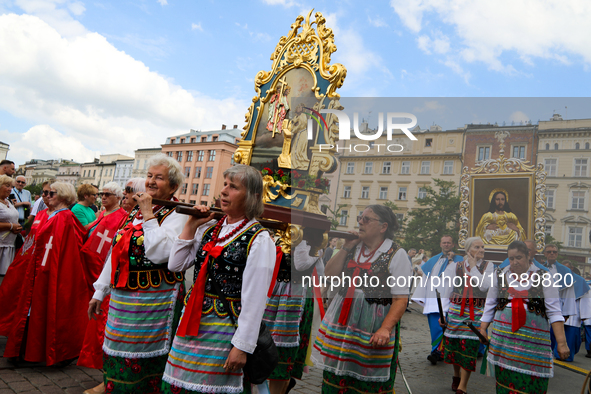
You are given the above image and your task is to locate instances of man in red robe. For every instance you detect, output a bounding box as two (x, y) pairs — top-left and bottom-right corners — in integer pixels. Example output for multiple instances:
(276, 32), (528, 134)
(77, 206), (128, 369)
(1, 208), (90, 366)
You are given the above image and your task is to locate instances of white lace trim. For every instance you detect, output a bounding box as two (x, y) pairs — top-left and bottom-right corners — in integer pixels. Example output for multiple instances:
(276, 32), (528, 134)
(487, 356), (554, 378)
(162, 372), (243, 393)
(312, 356), (391, 382)
(443, 332), (479, 340)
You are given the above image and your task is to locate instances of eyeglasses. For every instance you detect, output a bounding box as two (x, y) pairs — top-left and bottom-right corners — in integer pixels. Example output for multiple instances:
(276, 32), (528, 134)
(42, 190), (50, 196)
(125, 186), (134, 194)
(545, 250), (558, 254)
(99, 192), (115, 198)
(357, 215), (382, 224)
(16, 181), (25, 184)
(48, 191), (58, 197)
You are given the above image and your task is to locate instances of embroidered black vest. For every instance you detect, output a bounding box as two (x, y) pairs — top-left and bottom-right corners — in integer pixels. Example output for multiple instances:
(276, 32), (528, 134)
(112, 205), (184, 290)
(185, 222), (266, 319)
(338, 243), (400, 305)
(450, 261), (490, 308)
(495, 268), (547, 319)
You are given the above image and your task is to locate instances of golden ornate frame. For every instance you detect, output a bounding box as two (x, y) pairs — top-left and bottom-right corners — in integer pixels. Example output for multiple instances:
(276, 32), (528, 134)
(459, 154), (547, 252)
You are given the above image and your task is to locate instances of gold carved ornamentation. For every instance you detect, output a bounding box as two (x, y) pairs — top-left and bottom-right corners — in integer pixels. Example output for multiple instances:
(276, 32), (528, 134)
(291, 197), (303, 207)
(262, 175), (294, 203)
(290, 224), (303, 249)
(276, 225), (295, 254)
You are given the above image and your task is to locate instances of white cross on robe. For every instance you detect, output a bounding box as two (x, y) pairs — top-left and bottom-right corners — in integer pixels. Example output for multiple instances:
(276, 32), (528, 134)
(96, 229), (112, 254)
(41, 236), (53, 267)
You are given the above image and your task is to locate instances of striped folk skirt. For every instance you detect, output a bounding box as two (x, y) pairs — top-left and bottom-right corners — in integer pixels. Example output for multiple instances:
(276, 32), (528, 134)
(103, 282), (184, 393)
(443, 301), (484, 372)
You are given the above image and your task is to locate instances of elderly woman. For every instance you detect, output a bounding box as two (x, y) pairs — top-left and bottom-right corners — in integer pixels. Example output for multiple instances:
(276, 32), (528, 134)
(314, 205), (412, 394)
(121, 178), (146, 212)
(479, 241), (569, 394)
(88, 155), (187, 393)
(161, 165), (275, 394)
(0, 175), (22, 275)
(2, 182), (89, 366)
(438, 236), (493, 394)
(78, 182), (139, 393)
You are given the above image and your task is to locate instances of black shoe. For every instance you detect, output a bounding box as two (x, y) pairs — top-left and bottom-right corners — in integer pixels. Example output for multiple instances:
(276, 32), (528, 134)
(586, 350), (591, 359)
(285, 378), (296, 394)
(427, 352), (439, 365)
(406, 308), (412, 313)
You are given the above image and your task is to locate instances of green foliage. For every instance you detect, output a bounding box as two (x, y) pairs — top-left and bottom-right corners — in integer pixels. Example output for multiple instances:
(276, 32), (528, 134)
(25, 183), (43, 197)
(400, 179), (460, 255)
(324, 203), (348, 230)
(544, 234), (563, 251)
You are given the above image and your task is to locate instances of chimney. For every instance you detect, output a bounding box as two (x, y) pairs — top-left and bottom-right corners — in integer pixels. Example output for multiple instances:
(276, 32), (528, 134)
(222, 124), (226, 130)
(233, 125), (238, 129)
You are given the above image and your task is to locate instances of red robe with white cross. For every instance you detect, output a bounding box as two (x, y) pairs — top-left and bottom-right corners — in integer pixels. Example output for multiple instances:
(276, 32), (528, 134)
(77, 207), (128, 369)
(1, 209), (89, 366)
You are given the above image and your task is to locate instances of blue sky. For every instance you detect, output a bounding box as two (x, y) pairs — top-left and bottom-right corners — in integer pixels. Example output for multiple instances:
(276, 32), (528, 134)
(0, 0), (590, 165)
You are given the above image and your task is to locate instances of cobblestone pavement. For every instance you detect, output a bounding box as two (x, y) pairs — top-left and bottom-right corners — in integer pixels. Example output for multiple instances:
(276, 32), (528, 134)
(1, 297), (589, 393)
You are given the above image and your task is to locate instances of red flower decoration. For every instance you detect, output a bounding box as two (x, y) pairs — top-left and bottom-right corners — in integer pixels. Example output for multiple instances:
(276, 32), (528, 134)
(264, 167), (272, 173)
(298, 180), (306, 188)
(124, 358), (131, 367)
(171, 385), (182, 394)
(277, 169), (284, 177)
(106, 381), (114, 393)
(131, 364), (141, 374)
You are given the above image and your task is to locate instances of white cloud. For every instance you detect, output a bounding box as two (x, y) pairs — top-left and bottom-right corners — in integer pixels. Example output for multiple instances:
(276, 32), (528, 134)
(391, 0), (591, 73)
(367, 15), (388, 28)
(157, 0), (168, 5)
(14, 0), (87, 37)
(509, 111), (530, 123)
(0, 14), (248, 165)
(191, 22), (203, 32)
(417, 32), (450, 55)
(413, 100), (445, 113)
(261, 0), (298, 7)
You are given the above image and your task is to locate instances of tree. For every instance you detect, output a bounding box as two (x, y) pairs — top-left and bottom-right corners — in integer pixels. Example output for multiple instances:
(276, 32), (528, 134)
(324, 203), (348, 230)
(400, 179), (461, 256)
(25, 183), (43, 198)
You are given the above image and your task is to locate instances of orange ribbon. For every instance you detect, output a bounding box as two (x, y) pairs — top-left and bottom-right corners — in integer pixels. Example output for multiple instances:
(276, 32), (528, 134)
(508, 288), (529, 332)
(338, 259), (372, 325)
(176, 241), (223, 338)
(459, 277), (475, 321)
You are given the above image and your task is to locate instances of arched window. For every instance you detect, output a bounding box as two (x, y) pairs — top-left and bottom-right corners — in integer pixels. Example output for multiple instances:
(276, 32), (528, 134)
(576, 142), (580, 149)
(546, 143), (550, 150)
(586, 142), (590, 149)
(554, 143), (559, 150)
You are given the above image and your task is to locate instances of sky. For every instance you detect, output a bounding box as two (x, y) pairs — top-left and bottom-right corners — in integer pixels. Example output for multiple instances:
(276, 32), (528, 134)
(1, 0), (591, 166)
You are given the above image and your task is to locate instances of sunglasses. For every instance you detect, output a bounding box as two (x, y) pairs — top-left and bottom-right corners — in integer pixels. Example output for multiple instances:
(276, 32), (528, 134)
(42, 190), (50, 196)
(545, 250), (558, 254)
(357, 215), (382, 224)
(48, 191), (58, 197)
(16, 181), (25, 184)
(125, 186), (134, 194)
(99, 192), (115, 198)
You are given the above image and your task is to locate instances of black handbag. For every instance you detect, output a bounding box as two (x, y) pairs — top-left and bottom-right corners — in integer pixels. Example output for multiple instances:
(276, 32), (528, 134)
(14, 233), (24, 251)
(207, 263), (279, 384)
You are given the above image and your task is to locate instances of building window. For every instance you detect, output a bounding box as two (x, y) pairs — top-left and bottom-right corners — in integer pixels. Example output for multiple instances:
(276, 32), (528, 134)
(343, 186), (351, 198)
(512, 145), (526, 159)
(190, 137), (195, 143)
(197, 151), (204, 161)
(379, 187), (388, 199)
(180, 138), (185, 144)
(568, 227), (583, 247)
(398, 186), (407, 200)
(180, 183), (187, 194)
(93, 170), (96, 177)
(478, 146), (490, 161)
(202, 184), (210, 196)
(201, 200), (207, 206)
(346, 162), (354, 174)
(209, 150), (216, 161)
(418, 187), (427, 199)
(401, 161), (410, 174)
(587, 142), (590, 150)
(184, 166), (191, 177)
(576, 142), (580, 149)
(396, 213), (404, 223)
(177, 151), (183, 162)
(574, 158), (588, 177)
(170, 139), (175, 144)
(554, 143), (559, 150)
(195, 167), (202, 178)
(361, 186), (370, 199)
(544, 225), (552, 236)
(201, 136), (207, 142)
(144, 160), (147, 169)
(544, 159), (557, 177)
(83, 170), (86, 177)
(572, 191), (585, 210)
(420, 161), (431, 174)
(382, 162), (391, 174)
(364, 162), (373, 174)
(545, 189), (555, 209)
(443, 161), (453, 174)
(168, 152), (173, 157)
(545, 143), (550, 150)
(190, 199), (196, 204)
(213, 136), (218, 142)
(192, 183), (199, 195)
(339, 210), (348, 226)
(425, 138), (433, 147)
(187, 151), (193, 162)
(206, 167), (213, 179)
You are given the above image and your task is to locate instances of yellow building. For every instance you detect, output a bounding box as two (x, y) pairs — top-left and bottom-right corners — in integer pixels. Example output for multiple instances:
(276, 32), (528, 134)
(538, 115), (591, 268)
(332, 126), (464, 231)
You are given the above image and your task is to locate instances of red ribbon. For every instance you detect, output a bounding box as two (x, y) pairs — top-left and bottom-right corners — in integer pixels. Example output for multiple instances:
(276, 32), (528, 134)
(508, 288), (529, 332)
(176, 241), (223, 338)
(110, 222), (143, 288)
(313, 267), (325, 320)
(459, 276), (475, 321)
(338, 259), (372, 325)
(267, 246), (283, 298)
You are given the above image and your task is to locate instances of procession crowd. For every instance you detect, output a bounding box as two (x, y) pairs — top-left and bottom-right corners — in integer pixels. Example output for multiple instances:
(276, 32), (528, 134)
(0, 156), (587, 394)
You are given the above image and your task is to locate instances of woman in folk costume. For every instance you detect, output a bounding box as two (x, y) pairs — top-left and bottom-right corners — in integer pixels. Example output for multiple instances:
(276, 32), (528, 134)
(438, 236), (493, 394)
(1, 182), (89, 367)
(79, 180), (144, 394)
(264, 228), (324, 394)
(479, 241), (569, 394)
(88, 155), (187, 394)
(162, 165), (275, 394)
(314, 205), (412, 394)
